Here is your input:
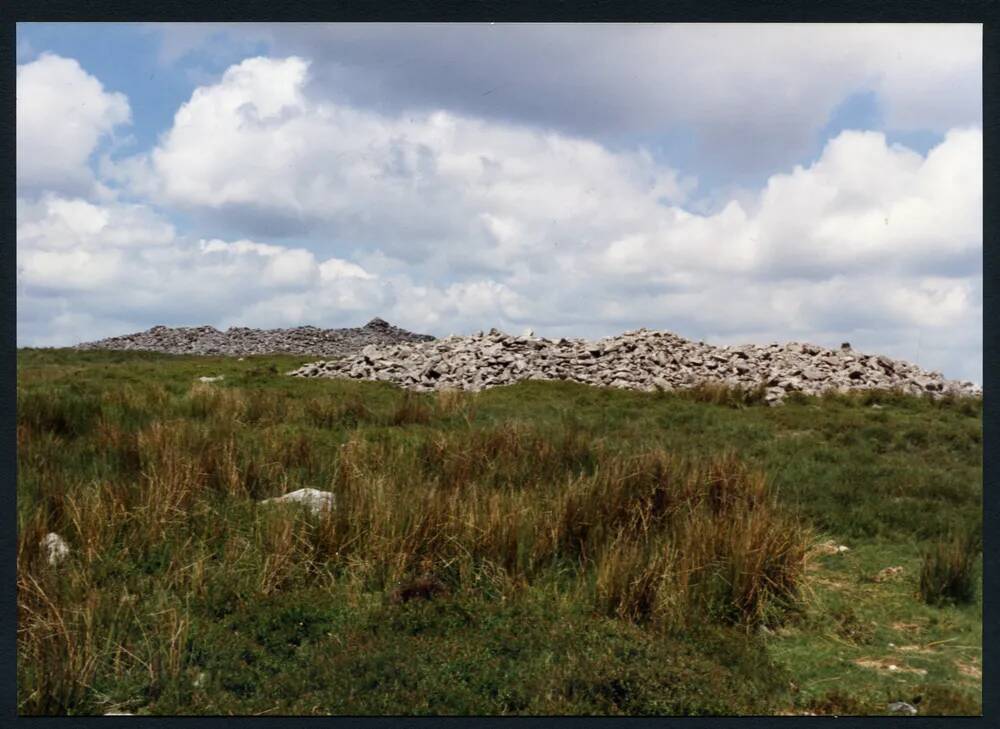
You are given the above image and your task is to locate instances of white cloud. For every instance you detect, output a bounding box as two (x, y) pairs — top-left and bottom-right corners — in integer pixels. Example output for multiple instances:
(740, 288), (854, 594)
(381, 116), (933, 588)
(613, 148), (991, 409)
(16, 193), (452, 341)
(17, 53), (131, 195)
(112, 57), (690, 255)
(154, 23), (981, 176)
(320, 258), (375, 281)
(17, 195), (175, 251)
(16, 195), (174, 292)
(757, 128), (981, 274)
(198, 237), (320, 288)
(127, 57), (979, 283)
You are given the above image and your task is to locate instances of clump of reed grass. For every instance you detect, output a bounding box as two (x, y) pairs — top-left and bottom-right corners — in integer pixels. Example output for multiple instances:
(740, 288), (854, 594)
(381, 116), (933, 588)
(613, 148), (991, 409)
(919, 533), (980, 606)
(304, 394), (372, 428)
(434, 388), (478, 424)
(591, 452), (809, 628)
(182, 382), (248, 422)
(389, 390), (434, 426)
(17, 386), (103, 437)
(311, 432), (809, 627)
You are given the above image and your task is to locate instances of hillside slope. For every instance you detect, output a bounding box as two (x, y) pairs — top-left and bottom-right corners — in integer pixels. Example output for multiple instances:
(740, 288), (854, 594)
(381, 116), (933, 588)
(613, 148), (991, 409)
(16, 348), (982, 716)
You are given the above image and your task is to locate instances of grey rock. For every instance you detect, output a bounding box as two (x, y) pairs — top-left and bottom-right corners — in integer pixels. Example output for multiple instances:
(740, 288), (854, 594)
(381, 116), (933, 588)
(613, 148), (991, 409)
(260, 488), (335, 515)
(802, 367), (824, 381)
(40, 532), (69, 566)
(877, 355), (895, 371)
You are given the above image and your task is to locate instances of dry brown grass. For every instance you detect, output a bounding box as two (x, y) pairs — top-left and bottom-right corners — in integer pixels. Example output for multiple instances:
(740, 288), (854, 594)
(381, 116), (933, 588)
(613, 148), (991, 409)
(434, 388), (479, 423)
(299, 436), (810, 627)
(389, 390), (434, 426)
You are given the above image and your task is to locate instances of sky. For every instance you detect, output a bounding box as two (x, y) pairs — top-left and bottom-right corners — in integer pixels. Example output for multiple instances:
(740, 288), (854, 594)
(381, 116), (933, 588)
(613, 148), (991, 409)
(15, 23), (983, 383)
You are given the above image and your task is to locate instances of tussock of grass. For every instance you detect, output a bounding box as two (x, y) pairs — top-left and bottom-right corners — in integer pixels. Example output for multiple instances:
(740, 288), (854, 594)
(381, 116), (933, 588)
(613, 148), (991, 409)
(434, 388), (479, 422)
(389, 390), (434, 426)
(919, 534), (980, 606)
(18, 387), (103, 437)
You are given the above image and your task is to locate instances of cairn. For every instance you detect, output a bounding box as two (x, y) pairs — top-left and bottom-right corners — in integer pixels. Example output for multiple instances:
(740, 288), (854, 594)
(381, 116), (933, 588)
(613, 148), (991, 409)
(289, 327), (980, 405)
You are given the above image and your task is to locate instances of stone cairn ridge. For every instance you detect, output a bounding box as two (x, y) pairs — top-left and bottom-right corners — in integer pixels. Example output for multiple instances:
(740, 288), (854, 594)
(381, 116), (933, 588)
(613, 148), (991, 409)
(74, 317), (435, 357)
(288, 328), (981, 405)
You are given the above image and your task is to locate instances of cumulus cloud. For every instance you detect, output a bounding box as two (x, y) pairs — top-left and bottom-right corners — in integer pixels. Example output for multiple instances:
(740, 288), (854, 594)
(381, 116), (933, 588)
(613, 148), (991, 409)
(111, 56), (692, 256)
(16, 194), (382, 337)
(152, 23), (982, 176)
(16, 193), (529, 347)
(17, 53), (131, 195)
(126, 58), (981, 268)
(591, 127), (982, 281)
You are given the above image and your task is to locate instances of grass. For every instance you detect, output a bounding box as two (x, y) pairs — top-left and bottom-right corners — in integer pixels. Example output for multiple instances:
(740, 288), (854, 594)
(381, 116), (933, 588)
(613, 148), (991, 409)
(919, 534), (981, 607)
(16, 348), (982, 715)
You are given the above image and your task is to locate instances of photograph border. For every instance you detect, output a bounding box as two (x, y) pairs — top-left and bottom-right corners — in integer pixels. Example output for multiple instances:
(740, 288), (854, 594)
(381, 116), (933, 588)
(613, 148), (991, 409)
(3, 2), (995, 726)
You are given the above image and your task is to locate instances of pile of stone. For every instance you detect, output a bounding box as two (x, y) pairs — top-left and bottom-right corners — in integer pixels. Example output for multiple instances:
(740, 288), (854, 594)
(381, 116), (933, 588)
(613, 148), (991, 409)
(74, 318), (434, 357)
(288, 327), (981, 404)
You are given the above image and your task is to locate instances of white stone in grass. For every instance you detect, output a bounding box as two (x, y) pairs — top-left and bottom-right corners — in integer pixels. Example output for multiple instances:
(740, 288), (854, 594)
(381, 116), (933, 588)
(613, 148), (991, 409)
(197, 375), (224, 383)
(260, 488), (335, 515)
(40, 532), (69, 566)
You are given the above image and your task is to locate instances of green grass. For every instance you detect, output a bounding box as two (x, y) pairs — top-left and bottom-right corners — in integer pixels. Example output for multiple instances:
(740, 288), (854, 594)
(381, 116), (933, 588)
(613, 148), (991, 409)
(17, 348), (982, 715)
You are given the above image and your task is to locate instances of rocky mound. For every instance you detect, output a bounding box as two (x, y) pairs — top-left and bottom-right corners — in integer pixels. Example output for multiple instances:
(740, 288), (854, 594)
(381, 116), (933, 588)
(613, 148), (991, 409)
(288, 327), (981, 404)
(74, 318), (435, 357)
